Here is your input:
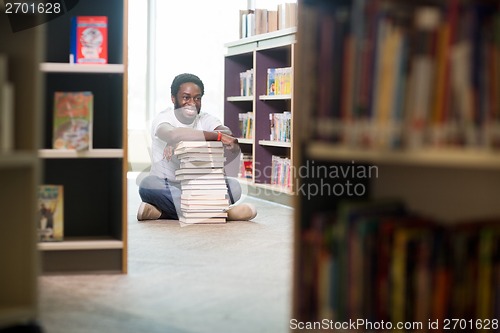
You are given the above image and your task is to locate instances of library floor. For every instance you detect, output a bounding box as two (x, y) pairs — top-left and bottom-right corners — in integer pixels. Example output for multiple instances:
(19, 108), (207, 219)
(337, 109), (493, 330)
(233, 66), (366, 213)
(38, 173), (294, 333)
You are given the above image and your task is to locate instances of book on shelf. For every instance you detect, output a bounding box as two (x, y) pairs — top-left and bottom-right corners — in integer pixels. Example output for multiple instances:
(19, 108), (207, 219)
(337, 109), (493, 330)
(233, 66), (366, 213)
(255, 8), (268, 35)
(239, 69), (254, 96)
(267, 67), (292, 96)
(0, 54), (14, 153)
(239, 112), (253, 139)
(308, 1), (500, 151)
(37, 185), (64, 242)
(278, 2), (298, 30)
(269, 111), (291, 142)
(240, 10), (250, 39)
(268, 10), (278, 33)
(247, 12), (256, 37)
(300, 197), (500, 324)
(315, 5), (349, 143)
(271, 155), (291, 189)
(70, 16), (108, 64)
(240, 5), (282, 37)
(239, 153), (253, 180)
(267, 68), (276, 95)
(53, 91), (93, 151)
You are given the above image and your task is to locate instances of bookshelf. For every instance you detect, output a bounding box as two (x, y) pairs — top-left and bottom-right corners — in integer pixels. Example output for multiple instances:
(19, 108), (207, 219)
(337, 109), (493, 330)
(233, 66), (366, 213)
(224, 28), (296, 194)
(38, 0), (128, 274)
(0, 7), (43, 331)
(292, 0), (500, 329)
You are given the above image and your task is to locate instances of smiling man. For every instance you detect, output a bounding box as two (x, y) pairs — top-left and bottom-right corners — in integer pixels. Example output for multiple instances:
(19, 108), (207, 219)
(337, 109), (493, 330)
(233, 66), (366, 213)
(137, 73), (257, 222)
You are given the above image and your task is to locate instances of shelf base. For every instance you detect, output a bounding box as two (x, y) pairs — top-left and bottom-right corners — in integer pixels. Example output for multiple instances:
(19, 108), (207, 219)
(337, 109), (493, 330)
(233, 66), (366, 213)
(40, 247), (124, 274)
(238, 179), (293, 207)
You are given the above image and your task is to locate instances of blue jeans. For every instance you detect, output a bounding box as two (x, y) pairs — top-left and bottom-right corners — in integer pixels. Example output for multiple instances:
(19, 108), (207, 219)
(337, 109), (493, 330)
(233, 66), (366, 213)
(138, 175), (242, 219)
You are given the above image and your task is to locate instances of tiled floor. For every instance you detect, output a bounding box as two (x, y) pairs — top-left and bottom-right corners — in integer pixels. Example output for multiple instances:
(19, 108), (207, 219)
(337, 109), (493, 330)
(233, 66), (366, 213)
(38, 173), (295, 333)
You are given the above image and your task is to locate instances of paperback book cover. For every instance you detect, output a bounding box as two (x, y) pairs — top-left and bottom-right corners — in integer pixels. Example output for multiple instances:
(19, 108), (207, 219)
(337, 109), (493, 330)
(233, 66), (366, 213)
(70, 16), (108, 64)
(53, 91), (93, 151)
(38, 185), (64, 242)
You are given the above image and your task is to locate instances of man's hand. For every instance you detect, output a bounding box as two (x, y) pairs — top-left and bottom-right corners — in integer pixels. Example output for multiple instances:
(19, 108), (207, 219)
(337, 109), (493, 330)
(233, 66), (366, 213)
(220, 132), (239, 153)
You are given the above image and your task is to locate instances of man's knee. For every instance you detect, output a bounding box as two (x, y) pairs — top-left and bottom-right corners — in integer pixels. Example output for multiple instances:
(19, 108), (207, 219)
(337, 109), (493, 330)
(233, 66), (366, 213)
(227, 177), (242, 203)
(139, 175), (164, 190)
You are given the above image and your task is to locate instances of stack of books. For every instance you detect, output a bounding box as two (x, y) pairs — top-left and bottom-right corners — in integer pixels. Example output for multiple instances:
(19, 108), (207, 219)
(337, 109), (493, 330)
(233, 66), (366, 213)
(174, 141), (229, 224)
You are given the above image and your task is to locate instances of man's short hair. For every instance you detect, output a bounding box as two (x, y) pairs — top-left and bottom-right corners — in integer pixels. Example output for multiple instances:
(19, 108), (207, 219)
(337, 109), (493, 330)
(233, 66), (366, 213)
(170, 73), (205, 97)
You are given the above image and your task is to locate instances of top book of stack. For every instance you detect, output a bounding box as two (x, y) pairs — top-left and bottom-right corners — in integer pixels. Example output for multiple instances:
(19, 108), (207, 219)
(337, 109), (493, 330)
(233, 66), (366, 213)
(174, 141), (229, 224)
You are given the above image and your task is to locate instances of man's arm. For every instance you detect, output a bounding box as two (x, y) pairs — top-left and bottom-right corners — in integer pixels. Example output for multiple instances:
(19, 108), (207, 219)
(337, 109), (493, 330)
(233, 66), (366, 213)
(214, 125), (232, 136)
(156, 123), (239, 151)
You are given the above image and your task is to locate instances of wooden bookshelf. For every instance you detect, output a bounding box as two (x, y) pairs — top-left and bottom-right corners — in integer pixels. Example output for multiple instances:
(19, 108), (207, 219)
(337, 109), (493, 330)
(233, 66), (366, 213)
(224, 28), (295, 193)
(38, 0), (128, 274)
(0, 8), (43, 331)
(292, 0), (500, 329)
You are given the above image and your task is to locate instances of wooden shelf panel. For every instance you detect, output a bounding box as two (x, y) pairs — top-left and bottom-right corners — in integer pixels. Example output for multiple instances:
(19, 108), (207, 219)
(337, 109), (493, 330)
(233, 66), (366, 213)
(38, 239), (123, 251)
(259, 140), (291, 148)
(40, 62), (124, 73)
(0, 153), (37, 168)
(0, 306), (36, 328)
(238, 138), (253, 144)
(307, 142), (500, 170)
(225, 27), (297, 55)
(39, 149), (124, 159)
(227, 96), (253, 102)
(259, 94), (292, 100)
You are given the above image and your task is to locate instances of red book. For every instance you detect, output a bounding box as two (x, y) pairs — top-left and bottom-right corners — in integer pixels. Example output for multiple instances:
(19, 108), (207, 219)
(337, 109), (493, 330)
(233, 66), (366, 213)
(70, 16), (108, 64)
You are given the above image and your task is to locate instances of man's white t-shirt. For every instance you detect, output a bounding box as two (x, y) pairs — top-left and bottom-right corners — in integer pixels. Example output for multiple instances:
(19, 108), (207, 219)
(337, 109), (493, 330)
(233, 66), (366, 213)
(149, 108), (222, 180)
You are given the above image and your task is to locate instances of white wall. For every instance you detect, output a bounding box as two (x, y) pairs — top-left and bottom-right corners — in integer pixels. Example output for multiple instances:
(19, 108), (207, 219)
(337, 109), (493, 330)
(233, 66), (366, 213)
(153, 0), (246, 123)
(128, 0), (295, 130)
